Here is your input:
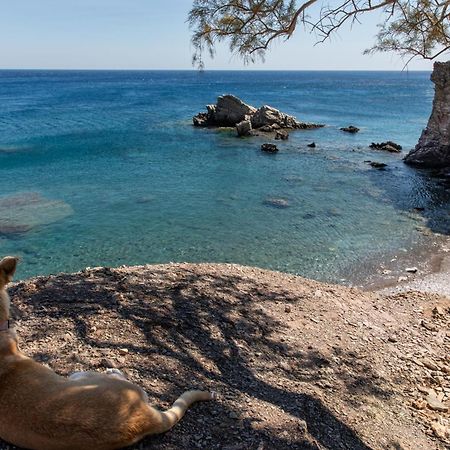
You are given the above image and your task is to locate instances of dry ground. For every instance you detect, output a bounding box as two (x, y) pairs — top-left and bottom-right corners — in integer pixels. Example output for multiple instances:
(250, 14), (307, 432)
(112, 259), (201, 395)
(1, 263), (449, 449)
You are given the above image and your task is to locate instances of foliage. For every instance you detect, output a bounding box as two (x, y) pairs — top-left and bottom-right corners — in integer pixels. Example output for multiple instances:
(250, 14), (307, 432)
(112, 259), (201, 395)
(188, 0), (450, 67)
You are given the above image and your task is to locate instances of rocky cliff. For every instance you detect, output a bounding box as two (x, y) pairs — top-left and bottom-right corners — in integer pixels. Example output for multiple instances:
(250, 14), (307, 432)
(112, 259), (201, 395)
(405, 62), (450, 168)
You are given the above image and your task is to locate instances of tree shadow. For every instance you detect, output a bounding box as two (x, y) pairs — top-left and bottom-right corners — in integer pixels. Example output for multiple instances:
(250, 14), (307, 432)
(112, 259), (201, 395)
(4, 266), (391, 450)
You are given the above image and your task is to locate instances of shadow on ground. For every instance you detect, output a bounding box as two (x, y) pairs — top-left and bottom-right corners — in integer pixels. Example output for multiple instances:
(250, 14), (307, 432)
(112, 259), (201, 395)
(4, 266), (391, 450)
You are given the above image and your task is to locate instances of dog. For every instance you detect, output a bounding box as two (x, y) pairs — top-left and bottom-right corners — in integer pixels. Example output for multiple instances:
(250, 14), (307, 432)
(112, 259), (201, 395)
(0, 256), (215, 450)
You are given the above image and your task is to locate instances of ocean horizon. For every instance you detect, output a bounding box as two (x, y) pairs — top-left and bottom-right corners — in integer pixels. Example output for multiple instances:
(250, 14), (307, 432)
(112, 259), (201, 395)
(1, 69), (449, 282)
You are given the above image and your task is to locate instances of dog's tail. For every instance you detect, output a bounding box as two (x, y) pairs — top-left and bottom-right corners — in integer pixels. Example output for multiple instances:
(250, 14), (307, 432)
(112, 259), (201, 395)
(151, 390), (216, 434)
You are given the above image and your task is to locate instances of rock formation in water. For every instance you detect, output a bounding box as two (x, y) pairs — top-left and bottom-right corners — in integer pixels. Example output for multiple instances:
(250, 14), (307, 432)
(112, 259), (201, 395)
(193, 94), (324, 134)
(369, 141), (402, 153)
(405, 61), (450, 168)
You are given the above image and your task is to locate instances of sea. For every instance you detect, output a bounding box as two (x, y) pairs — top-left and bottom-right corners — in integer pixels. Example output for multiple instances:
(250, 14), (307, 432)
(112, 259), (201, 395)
(0, 70), (449, 283)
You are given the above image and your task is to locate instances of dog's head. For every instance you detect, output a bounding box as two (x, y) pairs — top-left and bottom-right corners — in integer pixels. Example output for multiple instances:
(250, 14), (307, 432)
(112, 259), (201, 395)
(0, 257), (19, 323)
(0, 256), (18, 290)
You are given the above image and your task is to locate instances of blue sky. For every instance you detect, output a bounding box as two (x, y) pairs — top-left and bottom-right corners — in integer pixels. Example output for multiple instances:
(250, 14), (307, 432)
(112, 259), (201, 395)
(0, 0), (435, 70)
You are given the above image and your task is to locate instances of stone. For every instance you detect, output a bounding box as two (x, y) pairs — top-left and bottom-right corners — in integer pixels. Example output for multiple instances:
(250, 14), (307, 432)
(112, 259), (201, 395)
(433, 306), (445, 316)
(412, 399), (427, 410)
(340, 125), (360, 133)
(405, 61), (450, 168)
(422, 358), (440, 371)
(369, 141), (402, 152)
(252, 105), (298, 129)
(368, 161), (387, 169)
(261, 143), (279, 154)
(398, 276), (408, 282)
(307, 142), (316, 148)
(426, 391), (449, 411)
(275, 130), (289, 140)
(431, 421), (449, 440)
(405, 267), (418, 273)
(263, 197), (290, 208)
(236, 120), (252, 137)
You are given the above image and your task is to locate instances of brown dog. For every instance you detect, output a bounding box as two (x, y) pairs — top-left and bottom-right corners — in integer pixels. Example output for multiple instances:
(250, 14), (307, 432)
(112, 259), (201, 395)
(0, 256), (215, 450)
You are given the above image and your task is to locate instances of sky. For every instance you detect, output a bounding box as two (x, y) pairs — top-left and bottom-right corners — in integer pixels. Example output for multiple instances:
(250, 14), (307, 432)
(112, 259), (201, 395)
(0, 0), (436, 70)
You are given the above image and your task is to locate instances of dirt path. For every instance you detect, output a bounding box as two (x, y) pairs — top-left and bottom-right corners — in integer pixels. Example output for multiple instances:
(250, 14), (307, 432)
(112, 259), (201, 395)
(2, 263), (449, 449)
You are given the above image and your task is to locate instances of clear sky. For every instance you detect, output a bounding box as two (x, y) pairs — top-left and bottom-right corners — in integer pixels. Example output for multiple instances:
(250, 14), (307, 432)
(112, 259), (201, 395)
(0, 0), (435, 70)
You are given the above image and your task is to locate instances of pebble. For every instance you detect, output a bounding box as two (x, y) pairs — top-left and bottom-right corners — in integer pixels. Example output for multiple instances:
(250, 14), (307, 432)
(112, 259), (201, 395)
(433, 306), (445, 316)
(426, 392), (449, 412)
(431, 421), (449, 440)
(405, 267), (418, 273)
(422, 358), (440, 371)
(412, 399), (427, 410)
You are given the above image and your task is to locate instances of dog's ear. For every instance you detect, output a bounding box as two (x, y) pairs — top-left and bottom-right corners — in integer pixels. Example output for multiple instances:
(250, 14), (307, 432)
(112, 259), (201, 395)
(0, 257), (19, 284)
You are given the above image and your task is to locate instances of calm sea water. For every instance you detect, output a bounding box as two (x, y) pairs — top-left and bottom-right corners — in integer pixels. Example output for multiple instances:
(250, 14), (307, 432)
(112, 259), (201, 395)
(0, 70), (449, 282)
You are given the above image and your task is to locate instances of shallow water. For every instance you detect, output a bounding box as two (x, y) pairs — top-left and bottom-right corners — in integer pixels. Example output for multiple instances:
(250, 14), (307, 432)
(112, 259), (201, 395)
(0, 70), (449, 281)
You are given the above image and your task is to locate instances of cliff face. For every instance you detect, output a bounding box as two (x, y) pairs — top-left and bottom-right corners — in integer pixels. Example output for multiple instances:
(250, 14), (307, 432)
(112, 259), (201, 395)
(405, 61), (450, 168)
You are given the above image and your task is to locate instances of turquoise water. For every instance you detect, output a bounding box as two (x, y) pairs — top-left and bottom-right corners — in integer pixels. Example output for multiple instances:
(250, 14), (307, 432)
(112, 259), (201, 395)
(0, 70), (449, 282)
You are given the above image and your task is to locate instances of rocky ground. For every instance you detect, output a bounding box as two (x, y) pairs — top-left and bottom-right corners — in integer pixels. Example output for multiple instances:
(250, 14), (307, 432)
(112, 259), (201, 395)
(1, 263), (449, 449)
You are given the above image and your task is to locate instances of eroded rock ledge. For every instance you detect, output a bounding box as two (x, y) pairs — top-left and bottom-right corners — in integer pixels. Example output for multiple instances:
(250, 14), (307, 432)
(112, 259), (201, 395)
(193, 94), (324, 136)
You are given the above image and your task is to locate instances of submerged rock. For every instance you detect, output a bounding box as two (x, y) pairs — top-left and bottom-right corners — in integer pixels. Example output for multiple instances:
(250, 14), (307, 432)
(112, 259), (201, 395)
(340, 125), (360, 133)
(261, 143), (279, 153)
(370, 141), (402, 153)
(0, 192), (73, 235)
(193, 95), (324, 134)
(405, 61), (450, 168)
(263, 197), (290, 208)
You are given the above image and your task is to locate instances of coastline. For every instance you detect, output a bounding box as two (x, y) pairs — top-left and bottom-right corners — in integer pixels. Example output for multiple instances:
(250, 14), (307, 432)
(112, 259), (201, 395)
(6, 261), (449, 449)
(347, 232), (450, 297)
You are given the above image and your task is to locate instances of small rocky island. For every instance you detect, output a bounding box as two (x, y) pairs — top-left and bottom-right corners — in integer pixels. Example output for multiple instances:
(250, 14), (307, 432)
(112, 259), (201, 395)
(193, 94), (324, 136)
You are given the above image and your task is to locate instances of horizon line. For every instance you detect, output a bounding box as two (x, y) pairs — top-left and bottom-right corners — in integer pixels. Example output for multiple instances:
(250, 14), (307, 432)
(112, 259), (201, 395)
(0, 68), (431, 72)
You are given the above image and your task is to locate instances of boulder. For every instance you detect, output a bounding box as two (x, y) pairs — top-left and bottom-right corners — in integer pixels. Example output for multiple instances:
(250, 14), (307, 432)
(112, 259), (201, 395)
(405, 61), (450, 168)
(261, 143), (279, 153)
(214, 95), (256, 126)
(367, 161), (387, 170)
(236, 119), (253, 137)
(252, 105), (294, 129)
(369, 141), (402, 152)
(275, 130), (289, 140)
(307, 142), (316, 148)
(340, 125), (360, 133)
(193, 95), (256, 127)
